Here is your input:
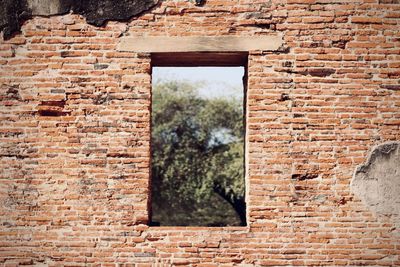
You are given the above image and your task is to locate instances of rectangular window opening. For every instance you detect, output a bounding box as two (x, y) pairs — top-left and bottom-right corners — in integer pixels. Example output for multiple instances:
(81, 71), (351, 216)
(150, 53), (247, 227)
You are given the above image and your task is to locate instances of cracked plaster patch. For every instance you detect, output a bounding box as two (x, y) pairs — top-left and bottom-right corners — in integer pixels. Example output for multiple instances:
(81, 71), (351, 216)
(351, 142), (400, 222)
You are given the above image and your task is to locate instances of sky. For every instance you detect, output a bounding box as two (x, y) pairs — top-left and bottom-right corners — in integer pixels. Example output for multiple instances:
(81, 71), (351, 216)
(152, 67), (244, 99)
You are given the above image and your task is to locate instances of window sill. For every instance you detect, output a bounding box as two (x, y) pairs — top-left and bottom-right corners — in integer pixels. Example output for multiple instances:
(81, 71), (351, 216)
(147, 226), (248, 232)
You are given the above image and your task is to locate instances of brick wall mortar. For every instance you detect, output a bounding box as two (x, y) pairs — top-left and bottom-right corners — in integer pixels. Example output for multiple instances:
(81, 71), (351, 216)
(0, 0), (399, 266)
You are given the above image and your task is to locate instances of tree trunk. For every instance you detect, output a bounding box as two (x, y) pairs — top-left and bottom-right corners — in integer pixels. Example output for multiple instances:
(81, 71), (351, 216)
(232, 198), (246, 226)
(213, 183), (246, 226)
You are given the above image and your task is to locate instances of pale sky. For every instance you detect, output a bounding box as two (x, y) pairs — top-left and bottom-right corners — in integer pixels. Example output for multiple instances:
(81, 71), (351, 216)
(152, 67), (244, 99)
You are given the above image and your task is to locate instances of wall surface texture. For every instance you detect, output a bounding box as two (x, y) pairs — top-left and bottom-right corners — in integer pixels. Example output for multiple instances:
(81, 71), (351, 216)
(1, 0), (400, 266)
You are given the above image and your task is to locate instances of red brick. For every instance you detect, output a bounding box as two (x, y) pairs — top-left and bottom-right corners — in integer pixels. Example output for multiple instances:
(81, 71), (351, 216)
(0, 1), (399, 266)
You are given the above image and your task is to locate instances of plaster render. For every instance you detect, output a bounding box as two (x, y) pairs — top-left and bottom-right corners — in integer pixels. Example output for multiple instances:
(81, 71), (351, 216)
(352, 142), (400, 220)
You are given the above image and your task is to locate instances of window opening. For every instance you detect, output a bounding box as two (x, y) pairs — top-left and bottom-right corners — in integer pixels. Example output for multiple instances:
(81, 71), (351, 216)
(150, 55), (246, 227)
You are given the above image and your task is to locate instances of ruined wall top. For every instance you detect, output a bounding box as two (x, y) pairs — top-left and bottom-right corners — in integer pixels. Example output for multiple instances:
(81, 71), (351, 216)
(0, 0), (159, 39)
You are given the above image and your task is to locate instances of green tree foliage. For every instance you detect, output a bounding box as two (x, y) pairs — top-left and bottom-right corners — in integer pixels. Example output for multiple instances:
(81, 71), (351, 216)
(151, 81), (245, 226)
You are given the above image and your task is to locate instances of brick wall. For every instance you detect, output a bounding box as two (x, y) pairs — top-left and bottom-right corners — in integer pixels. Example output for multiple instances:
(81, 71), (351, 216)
(1, 0), (399, 266)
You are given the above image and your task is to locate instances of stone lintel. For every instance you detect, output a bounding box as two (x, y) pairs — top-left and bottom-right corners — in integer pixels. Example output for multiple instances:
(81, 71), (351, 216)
(117, 35), (283, 53)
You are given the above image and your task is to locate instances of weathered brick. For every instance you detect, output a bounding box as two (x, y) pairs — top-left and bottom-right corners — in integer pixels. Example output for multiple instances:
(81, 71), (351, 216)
(0, 0), (399, 266)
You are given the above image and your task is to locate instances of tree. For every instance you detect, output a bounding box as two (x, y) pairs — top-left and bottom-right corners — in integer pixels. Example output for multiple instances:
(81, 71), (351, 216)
(151, 81), (245, 226)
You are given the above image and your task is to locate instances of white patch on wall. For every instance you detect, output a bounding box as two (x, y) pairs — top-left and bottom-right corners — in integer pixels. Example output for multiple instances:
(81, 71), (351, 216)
(351, 142), (400, 224)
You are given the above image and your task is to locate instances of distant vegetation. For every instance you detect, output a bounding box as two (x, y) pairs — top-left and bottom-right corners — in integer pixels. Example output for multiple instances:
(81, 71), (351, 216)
(151, 81), (245, 226)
